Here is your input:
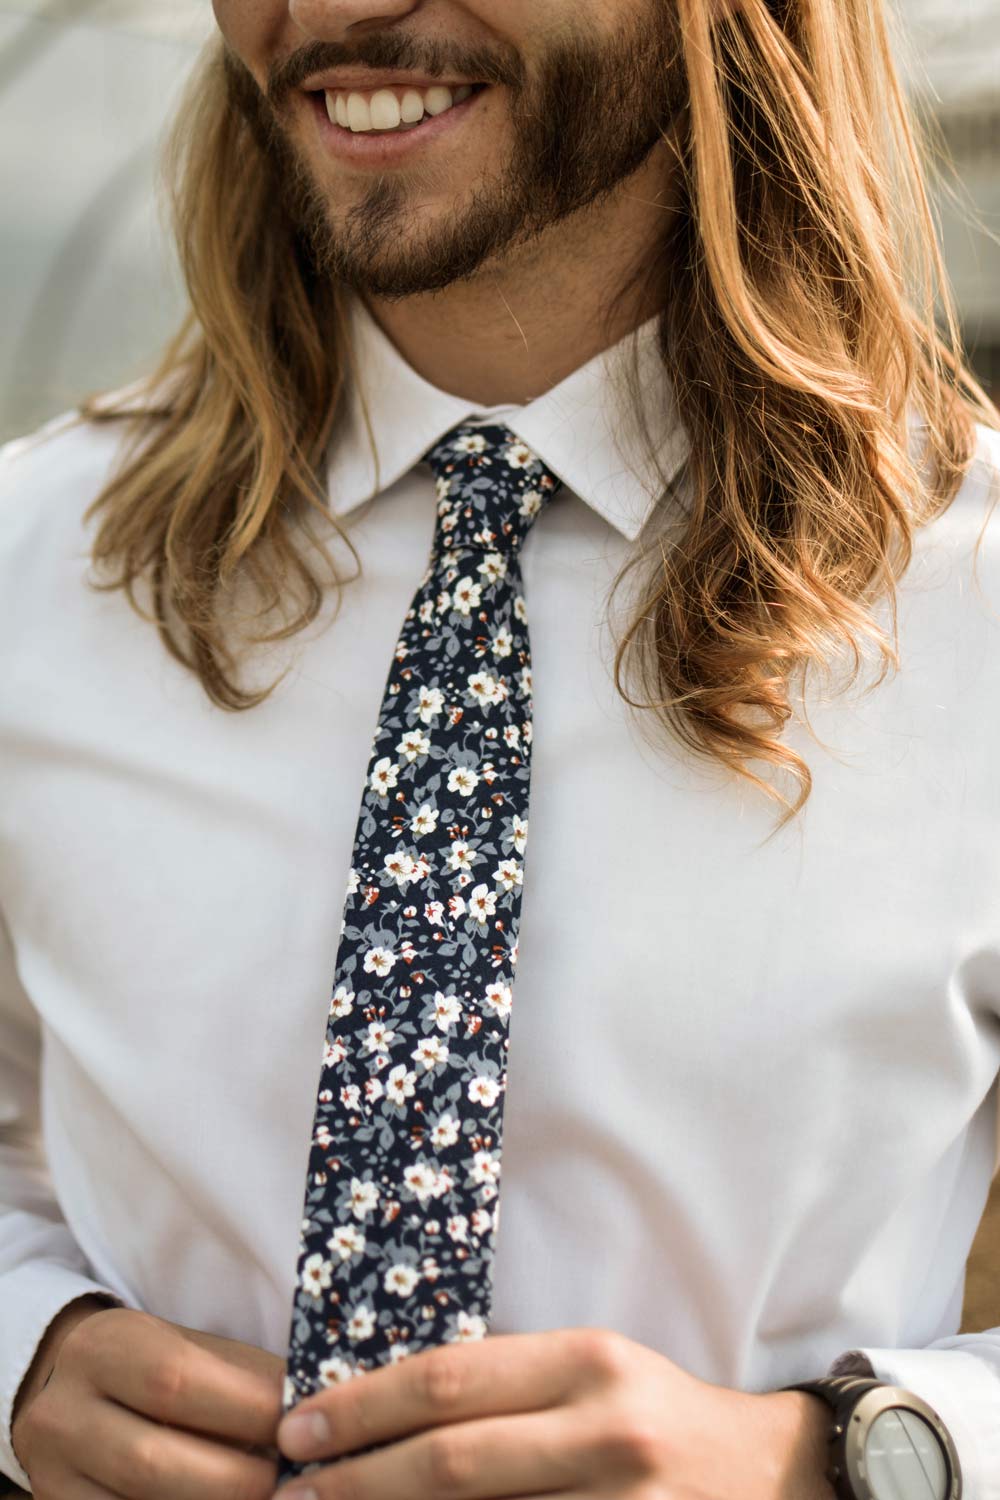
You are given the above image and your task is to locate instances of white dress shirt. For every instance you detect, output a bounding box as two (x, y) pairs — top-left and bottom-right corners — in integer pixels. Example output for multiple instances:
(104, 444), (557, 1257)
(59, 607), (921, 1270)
(2, 294), (1000, 1497)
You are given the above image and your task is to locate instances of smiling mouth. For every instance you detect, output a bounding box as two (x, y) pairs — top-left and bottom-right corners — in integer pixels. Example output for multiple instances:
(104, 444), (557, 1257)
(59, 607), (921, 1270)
(311, 82), (490, 136)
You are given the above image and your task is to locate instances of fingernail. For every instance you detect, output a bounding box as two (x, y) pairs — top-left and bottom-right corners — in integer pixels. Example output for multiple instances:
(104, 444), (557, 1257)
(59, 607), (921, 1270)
(279, 1410), (330, 1457)
(276, 1486), (318, 1500)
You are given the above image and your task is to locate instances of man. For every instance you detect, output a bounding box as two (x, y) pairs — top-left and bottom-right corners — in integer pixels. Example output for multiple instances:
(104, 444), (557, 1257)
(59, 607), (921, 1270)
(2, 0), (1000, 1497)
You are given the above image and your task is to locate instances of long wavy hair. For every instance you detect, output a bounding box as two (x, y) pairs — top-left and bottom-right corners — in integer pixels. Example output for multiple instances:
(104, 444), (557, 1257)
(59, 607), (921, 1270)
(76, 0), (999, 827)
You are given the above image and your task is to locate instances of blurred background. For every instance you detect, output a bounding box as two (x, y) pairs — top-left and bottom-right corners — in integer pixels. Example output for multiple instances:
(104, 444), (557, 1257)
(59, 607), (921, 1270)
(0, 0), (998, 443)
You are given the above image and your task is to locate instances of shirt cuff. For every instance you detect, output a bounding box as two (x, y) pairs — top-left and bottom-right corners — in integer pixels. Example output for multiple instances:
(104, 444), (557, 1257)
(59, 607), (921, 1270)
(828, 1346), (1000, 1500)
(0, 1262), (129, 1491)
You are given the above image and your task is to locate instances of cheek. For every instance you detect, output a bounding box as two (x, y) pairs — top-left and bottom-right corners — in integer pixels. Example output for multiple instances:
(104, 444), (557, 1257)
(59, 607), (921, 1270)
(212, 0), (286, 74)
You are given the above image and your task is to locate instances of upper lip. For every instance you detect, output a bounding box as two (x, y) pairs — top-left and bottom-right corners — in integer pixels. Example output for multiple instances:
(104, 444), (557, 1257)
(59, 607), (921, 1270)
(303, 71), (482, 93)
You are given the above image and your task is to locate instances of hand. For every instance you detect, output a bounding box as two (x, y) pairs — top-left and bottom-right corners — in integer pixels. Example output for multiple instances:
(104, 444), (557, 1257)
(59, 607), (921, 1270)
(12, 1303), (286, 1500)
(275, 1327), (836, 1500)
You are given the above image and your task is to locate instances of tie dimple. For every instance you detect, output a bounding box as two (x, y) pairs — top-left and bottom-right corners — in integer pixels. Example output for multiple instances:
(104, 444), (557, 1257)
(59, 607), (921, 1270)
(423, 423), (563, 556)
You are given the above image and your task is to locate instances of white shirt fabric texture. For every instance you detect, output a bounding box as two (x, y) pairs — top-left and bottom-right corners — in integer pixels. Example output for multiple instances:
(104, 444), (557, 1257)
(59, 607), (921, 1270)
(2, 295), (1000, 1496)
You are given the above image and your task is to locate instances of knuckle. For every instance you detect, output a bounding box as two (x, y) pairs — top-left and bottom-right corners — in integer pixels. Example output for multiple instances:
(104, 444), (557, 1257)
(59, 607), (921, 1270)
(605, 1419), (669, 1479)
(112, 1433), (166, 1495)
(425, 1430), (474, 1496)
(571, 1327), (631, 1384)
(418, 1347), (463, 1416)
(141, 1355), (188, 1417)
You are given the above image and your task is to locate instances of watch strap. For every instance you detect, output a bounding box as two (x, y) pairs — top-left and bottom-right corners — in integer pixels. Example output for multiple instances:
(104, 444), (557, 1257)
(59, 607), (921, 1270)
(779, 1376), (886, 1500)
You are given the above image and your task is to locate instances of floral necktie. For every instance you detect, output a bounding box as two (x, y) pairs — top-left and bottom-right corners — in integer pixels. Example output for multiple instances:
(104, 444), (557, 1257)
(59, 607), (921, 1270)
(277, 422), (563, 1484)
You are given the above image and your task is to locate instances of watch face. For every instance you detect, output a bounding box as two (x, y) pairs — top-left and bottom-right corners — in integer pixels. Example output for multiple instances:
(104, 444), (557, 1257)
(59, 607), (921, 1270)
(864, 1408), (949, 1500)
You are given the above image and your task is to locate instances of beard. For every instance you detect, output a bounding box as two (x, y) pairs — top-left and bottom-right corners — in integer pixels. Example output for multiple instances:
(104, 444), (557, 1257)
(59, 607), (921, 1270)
(221, 7), (685, 301)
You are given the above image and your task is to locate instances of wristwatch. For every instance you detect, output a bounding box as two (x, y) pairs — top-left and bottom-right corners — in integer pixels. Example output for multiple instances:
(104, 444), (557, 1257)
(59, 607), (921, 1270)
(780, 1374), (962, 1500)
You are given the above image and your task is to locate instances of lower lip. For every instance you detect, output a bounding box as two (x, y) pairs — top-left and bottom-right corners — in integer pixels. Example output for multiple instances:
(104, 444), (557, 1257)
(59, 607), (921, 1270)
(307, 86), (490, 165)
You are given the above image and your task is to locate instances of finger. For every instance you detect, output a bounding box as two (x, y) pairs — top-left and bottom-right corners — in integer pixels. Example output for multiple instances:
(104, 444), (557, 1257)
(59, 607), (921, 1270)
(295, 1410), (578, 1500)
(81, 1312), (282, 1452)
(72, 1394), (276, 1500)
(51, 1470), (132, 1500)
(279, 1331), (581, 1462)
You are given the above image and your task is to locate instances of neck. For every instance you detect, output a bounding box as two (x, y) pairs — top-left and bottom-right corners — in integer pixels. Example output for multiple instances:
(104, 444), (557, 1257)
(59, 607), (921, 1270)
(362, 143), (679, 408)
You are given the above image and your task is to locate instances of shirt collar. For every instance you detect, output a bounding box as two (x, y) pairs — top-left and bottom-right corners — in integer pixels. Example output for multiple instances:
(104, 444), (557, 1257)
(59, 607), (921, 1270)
(326, 294), (691, 542)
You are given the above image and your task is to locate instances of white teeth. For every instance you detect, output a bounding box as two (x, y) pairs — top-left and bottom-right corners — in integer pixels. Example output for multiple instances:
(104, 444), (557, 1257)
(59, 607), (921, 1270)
(400, 89), (425, 124)
(369, 89), (401, 130)
(323, 82), (478, 134)
(423, 86), (453, 116)
(346, 93), (371, 132)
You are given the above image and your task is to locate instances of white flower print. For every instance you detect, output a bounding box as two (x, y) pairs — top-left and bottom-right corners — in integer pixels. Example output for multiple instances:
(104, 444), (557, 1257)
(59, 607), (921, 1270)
(518, 665), (533, 696)
(435, 590), (451, 614)
(362, 1020), (396, 1054)
(454, 432), (487, 454)
(491, 627), (513, 658)
(370, 757), (400, 796)
(502, 724), (520, 748)
(504, 441), (533, 470)
(522, 719), (533, 745)
(364, 1077), (384, 1104)
(447, 766), (479, 797)
(346, 868), (360, 897)
(467, 671), (503, 708)
(513, 594), (527, 623)
(330, 984), (355, 1018)
(468, 884), (497, 926)
(430, 991), (462, 1031)
(493, 859), (522, 891)
(397, 728), (431, 762)
(446, 839), (476, 872)
(411, 803), (439, 836)
(318, 1356), (356, 1385)
(389, 1342), (412, 1364)
(386, 1064), (417, 1105)
(418, 599), (435, 624)
(447, 1214), (469, 1242)
(483, 982), (513, 1020)
(468, 1075), (502, 1107)
(412, 1036), (450, 1072)
(416, 686), (445, 723)
(301, 1252), (332, 1299)
(315, 1123), (333, 1149)
(471, 1150), (501, 1186)
(328, 1225), (365, 1262)
(451, 577), (482, 616)
(448, 895), (467, 919)
(403, 1161), (438, 1202)
(435, 474), (452, 497)
(450, 1312), (488, 1342)
(518, 488), (543, 519)
(347, 1305), (376, 1343)
(424, 900), (445, 926)
(476, 552), (507, 584)
(383, 852), (416, 887)
(512, 814), (528, 854)
(340, 1084), (361, 1110)
(364, 946), (397, 976)
(471, 1208), (493, 1237)
(384, 1264), (420, 1296)
(349, 1178), (379, 1220)
(432, 1166), (455, 1199)
(324, 1038), (347, 1068)
(432, 1113), (461, 1149)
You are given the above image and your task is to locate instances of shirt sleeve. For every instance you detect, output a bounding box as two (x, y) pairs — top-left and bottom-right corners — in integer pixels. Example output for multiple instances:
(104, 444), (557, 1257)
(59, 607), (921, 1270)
(827, 1325), (1000, 1499)
(0, 904), (128, 1491)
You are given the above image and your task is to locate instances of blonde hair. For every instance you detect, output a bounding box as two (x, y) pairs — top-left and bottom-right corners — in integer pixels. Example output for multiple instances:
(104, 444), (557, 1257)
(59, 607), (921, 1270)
(76, 0), (999, 826)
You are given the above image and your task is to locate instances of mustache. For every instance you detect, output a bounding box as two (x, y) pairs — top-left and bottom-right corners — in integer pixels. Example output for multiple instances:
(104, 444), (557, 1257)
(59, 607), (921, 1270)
(266, 32), (524, 107)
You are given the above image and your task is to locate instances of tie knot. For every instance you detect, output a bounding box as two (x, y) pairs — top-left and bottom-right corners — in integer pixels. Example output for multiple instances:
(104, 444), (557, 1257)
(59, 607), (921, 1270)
(422, 422), (563, 556)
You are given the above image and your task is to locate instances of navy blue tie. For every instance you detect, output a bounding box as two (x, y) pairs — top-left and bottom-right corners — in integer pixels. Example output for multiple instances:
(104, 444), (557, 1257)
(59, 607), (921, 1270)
(277, 422), (563, 1484)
